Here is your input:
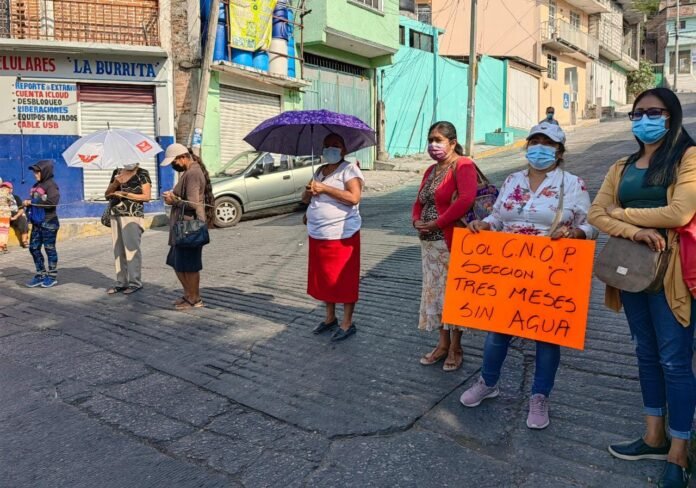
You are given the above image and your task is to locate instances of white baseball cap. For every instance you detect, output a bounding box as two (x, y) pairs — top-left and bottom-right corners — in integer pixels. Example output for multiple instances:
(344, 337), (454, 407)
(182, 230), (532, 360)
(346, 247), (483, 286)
(161, 143), (190, 166)
(527, 123), (566, 145)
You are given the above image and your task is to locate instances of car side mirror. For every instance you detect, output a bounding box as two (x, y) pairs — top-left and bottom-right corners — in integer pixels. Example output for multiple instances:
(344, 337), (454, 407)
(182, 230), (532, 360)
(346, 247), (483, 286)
(248, 164), (264, 177)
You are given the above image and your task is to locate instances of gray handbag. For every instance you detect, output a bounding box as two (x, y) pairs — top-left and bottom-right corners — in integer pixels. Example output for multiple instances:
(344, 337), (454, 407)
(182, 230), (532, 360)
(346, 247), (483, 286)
(594, 163), (670, 293)
(595, 237), (670, 293)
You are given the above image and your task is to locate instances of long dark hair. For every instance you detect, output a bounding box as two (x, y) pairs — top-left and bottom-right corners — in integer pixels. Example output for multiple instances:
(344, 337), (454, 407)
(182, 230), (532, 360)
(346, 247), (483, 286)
(188, 150), (216, 227)
(629, 88), (695, 187)
(428, 121), (464, 156)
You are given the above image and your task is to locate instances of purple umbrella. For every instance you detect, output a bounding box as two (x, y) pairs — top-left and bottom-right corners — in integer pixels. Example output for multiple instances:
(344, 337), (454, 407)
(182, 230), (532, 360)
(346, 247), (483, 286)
(243, 109), (376, 158)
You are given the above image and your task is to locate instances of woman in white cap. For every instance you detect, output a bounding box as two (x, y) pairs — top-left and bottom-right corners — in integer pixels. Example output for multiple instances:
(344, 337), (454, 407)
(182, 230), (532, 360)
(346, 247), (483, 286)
(459, 122), (597, 429)
(161, 143), (215, 310)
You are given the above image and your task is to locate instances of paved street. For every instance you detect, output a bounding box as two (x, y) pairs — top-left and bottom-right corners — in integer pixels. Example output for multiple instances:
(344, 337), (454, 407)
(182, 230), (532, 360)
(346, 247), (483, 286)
(2, 97), (696, 488)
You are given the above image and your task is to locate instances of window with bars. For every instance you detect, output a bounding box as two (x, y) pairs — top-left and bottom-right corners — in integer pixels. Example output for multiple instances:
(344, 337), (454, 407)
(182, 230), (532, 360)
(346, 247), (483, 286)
(304, 53), (367, 77)
(350, 0), (382, 11)
(417, 4), (432, 24)
(547, 54), (558, 80)
(0, 0), (9, 38)
(410, 30), (433, 53)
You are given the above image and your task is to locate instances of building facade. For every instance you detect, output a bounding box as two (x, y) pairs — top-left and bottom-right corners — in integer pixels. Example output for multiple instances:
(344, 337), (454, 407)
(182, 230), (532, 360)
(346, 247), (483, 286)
(302, 0), (399, 168)
(187, 0), (305, 174)
(663, 0), (696, 92)
(0, 0), (176, 218)
(424, 0), (640, 128)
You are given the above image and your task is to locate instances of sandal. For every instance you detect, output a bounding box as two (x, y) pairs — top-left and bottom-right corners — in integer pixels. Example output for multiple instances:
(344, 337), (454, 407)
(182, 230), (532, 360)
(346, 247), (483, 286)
(174, 297), (205, 310)
(107, 286), (127, 295)
(123, 286), (142, 296)
(173, 296), (187, 306)
(420, 348), (449, 366)
(443, 350), (464, 372)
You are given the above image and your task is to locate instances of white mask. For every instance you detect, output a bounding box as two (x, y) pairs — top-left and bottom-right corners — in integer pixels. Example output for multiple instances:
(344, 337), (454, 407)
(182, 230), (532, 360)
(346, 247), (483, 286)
(122, 163), (138, 170)
(322, 147), (342, 164)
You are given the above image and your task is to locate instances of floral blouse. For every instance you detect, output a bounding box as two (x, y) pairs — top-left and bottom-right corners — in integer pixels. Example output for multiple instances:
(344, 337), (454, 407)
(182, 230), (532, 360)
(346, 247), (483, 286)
(418, 166), (447, 241)
(483, 168), (597, 239)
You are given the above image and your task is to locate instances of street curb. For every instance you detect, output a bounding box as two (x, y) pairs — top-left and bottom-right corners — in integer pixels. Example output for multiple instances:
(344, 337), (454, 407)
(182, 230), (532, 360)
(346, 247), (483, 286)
(475, 139), (526, 160)
(6, 213), (169, 248)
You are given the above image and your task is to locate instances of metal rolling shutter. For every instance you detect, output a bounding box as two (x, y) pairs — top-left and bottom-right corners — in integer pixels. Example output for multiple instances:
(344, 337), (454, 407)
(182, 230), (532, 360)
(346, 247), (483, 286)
(219, 86), (281, 165)
(79, 85), (158, 201)
(507, 67), (539, 130)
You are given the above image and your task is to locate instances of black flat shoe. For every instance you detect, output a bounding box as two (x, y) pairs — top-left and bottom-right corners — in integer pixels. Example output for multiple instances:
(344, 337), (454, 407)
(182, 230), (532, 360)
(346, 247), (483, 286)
(330, 324), (356, 342)
(608, 437), (670, 461)
(313, 319), (338, 335)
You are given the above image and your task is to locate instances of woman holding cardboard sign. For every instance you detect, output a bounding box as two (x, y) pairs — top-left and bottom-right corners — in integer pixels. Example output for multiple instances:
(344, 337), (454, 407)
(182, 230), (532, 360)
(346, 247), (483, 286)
(588, 88), (696, 488)
(460, 123), (596, 430)
(412, 121), (477, 372)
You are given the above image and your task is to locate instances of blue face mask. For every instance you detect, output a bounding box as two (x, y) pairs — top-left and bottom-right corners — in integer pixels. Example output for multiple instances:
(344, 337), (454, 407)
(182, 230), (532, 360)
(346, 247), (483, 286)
(632, 115), (668, 144)
(526, 144), (557, 170)
(322, 147), (342, 164)
(546, 113), (554, 120)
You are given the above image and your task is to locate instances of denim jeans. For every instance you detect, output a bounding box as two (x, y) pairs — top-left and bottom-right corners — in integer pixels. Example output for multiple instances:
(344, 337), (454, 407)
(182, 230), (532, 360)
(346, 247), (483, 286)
(29, 218), (59, 276)
(481, 332), (561, 397)
(621, 290), (696, 440)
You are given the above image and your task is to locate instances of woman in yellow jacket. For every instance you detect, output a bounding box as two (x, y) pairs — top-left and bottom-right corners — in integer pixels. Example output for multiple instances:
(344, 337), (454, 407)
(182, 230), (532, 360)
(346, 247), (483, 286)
(588, 88), (696, 488)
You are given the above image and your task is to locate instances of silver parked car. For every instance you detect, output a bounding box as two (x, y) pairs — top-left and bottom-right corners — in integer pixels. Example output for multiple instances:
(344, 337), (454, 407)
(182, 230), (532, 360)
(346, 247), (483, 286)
(211, 151), (322, 228)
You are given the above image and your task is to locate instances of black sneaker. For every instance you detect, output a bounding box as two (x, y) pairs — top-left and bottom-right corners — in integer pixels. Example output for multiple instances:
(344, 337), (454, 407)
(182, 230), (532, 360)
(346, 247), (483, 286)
(330, 324), (356, 342)
(659, 461), (691, 488)
(608, 437), (670, 461)
(313, 319), (338, 335)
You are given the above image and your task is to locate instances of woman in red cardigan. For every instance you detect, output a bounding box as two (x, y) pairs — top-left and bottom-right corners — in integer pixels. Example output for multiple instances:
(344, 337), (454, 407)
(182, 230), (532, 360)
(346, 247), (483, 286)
(413, 121), (478, 371)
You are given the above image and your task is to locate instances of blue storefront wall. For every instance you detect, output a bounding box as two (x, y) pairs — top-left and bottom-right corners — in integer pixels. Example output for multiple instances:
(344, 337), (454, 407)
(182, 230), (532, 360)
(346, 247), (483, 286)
(380, 17), (505, 157)
(0, 135), (175, 218)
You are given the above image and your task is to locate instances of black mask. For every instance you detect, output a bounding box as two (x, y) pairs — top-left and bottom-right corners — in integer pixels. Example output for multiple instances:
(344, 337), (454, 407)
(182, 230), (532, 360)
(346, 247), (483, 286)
(171, 162), (185, 172)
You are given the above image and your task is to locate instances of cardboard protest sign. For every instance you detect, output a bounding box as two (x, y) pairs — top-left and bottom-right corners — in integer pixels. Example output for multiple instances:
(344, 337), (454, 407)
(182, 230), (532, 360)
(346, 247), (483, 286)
(443, 229), (596, 350)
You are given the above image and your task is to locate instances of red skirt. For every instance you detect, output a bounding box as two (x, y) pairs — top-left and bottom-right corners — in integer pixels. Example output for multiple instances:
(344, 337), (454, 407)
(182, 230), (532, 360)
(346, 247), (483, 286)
(308, 231), (360, 303)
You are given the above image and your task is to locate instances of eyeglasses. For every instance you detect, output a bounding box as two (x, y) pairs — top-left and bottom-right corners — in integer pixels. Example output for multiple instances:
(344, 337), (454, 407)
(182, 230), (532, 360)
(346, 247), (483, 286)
(628, 108), (670, 121)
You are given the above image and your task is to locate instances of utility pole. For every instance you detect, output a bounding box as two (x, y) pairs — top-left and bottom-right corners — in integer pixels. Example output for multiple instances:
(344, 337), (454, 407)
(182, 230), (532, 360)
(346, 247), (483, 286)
(465, 0), (478, 157)
(191, 0), (221, 156)
(674, 0), (680, 92)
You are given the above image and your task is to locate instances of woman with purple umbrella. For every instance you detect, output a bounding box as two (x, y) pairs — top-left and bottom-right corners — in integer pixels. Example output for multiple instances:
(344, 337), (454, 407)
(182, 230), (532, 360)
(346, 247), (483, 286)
(302, 134), (365, 342)
(244, 109), (376, 342)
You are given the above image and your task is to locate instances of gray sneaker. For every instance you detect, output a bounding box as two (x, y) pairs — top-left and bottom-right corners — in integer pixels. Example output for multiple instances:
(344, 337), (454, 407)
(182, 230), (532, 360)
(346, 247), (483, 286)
(527, 394), (550, 429)
(460, 376), (500, 407)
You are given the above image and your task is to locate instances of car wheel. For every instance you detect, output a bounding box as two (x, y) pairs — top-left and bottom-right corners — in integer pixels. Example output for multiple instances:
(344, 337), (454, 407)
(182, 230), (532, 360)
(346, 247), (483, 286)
(214, 196), (242, 228)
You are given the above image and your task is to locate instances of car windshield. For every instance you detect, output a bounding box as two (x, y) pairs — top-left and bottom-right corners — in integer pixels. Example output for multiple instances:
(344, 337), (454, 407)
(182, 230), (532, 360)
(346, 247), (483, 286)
(216, 151), (258, 177)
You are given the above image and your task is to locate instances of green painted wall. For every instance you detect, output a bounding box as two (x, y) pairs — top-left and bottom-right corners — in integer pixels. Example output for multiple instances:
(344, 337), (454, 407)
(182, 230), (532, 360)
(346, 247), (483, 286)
(303, 0), (398, 67)
(284, 88), (302, 111)
(380, 17), (507, 156)
(202, 72), (221, 172)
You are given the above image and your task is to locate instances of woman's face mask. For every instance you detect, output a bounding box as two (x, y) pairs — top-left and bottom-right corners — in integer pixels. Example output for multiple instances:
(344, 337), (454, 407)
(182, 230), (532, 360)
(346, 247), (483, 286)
(322, 147), (343, 164)
(427, 142), (451, 162)
(526, 144), (557, 170)
(122, 163), (138, 171)
(631, 115), (668, 145)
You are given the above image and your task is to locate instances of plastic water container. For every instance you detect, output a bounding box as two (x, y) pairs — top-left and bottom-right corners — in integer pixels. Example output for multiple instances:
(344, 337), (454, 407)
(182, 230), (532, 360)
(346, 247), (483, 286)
(287, 41), (296, 78)
(269, 38), (288, 75)
(287, 7), (295, 77)
(217, 1), (226, 21)
(200, 0), (211, 24)
(253, 51), (269, 71)
(231, 49), (253, 67)
(272, 6), (289, 40)
(213, 23), (229, 61)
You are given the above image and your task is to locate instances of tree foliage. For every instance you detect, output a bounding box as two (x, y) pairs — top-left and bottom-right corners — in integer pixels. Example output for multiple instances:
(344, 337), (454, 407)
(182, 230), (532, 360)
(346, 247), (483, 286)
(628, 60), (657, 98)
(632, 0), (660, 16)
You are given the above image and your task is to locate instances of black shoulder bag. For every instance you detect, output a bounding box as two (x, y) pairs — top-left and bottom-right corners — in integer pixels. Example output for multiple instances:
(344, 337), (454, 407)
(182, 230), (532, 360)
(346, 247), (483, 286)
(173, 183), (210, 248)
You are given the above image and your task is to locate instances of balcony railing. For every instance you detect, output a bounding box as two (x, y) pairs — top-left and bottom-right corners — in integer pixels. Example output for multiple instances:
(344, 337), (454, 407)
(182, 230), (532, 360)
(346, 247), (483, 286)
(2, 0), (159, 46)
(542, 19), (599, 59)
